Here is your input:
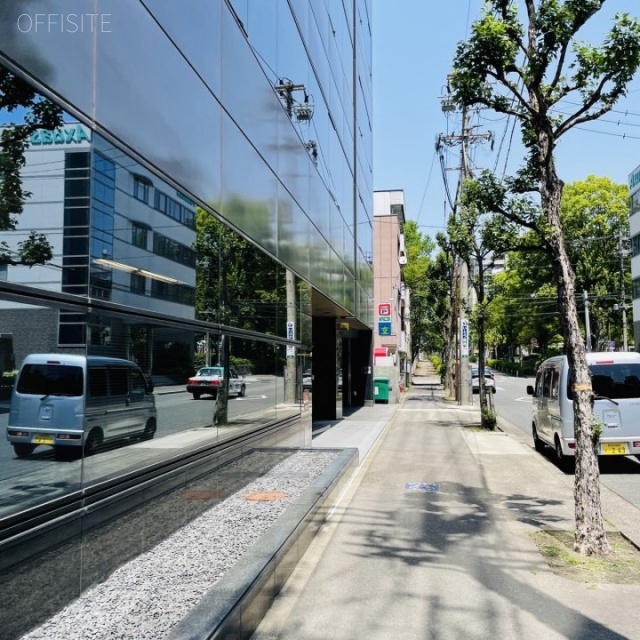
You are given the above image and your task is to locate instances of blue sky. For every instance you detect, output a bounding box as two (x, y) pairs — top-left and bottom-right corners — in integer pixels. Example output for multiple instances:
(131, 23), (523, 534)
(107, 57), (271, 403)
(372, 0), (640, 238)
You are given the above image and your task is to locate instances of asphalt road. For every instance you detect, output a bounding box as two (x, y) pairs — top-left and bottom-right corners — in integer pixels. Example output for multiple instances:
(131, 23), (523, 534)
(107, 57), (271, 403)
(0, 376), (284, 480)
(491, 368), (640, 510)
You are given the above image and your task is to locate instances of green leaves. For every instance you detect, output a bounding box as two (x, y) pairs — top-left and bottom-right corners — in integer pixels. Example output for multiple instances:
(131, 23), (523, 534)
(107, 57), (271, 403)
(0, 69), (62, 265)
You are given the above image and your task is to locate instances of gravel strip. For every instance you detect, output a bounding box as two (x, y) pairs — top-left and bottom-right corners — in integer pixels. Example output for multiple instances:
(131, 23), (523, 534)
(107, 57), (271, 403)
(21, 450), (338, 640)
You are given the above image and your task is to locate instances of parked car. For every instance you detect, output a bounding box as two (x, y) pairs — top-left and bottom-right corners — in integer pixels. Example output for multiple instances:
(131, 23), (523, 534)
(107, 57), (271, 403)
(302, 369), (313, 390)
(527, 352), (640, 466)
(471, 366), (496, 393)
(187, 366), (246, 400)
(7, 354), (156, 459)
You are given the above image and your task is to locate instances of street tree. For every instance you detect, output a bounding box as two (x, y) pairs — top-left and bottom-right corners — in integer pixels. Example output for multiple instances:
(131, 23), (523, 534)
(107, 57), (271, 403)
(486, 176), (630, 356)
(0, 68), (62, 265)
(450, 0), (640, 555)
(402, 221), (437, 362)
(447, 203), (518, 426)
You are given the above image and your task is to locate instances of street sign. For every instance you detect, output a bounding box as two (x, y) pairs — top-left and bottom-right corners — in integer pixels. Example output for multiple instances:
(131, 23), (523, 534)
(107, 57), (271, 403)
(378, 303), (391, 316)
(286, 321), (295, 341)
(461, 319), (469, 358)
(286, 345), (295, 359)
(378, 321), (392, 336)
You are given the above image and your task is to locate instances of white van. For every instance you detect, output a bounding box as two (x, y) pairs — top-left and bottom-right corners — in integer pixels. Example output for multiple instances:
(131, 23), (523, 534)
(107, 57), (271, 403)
(527, 352), (640, 466)
(7, 354), (156, 459)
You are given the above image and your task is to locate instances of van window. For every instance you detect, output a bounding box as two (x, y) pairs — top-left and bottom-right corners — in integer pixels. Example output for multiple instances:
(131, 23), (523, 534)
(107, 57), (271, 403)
(550, 368), (560, 400)
(109, 368), (129, 396)
(130, 367), (146, 394)
(16, 364), (83, 396)
(534, 371), (543, 396)
(568, 363), (640, 400)
(542, 369), (554, 398)
(89, 367), (108, 397)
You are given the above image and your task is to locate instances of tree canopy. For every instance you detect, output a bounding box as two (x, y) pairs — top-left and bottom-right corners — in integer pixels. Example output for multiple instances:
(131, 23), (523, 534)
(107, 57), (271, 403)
(450, 0), (640, 556)
(0, 69), (62, 265)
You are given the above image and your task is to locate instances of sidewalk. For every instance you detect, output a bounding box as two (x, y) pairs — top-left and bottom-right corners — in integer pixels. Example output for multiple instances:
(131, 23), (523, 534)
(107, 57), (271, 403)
(251, 372), (640, 639)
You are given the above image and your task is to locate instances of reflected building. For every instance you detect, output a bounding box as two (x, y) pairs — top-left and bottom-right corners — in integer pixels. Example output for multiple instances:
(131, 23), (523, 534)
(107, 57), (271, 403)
(0, 124), (197, 371)
(0, 1), (374, 416)
(0, 8), (373, 631)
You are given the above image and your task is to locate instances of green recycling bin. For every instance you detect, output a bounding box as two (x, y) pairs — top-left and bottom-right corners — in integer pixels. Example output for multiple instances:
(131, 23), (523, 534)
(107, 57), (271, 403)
(373, 377), (390, 404)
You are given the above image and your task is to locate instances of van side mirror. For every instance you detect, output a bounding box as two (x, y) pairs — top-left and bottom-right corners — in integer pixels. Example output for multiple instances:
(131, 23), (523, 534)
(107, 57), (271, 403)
(526, 384), (534, 396)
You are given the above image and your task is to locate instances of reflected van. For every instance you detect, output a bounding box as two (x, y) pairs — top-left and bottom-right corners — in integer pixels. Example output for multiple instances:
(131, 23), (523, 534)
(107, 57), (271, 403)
(6, 354), (156, 460)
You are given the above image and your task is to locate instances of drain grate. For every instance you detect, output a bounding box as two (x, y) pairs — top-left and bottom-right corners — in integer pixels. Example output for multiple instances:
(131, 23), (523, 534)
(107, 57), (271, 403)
(243, 491), (289, 502)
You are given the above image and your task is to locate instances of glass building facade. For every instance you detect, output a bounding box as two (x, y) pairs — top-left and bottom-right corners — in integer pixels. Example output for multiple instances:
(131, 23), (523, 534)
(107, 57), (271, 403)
(0, 2), (373, 637)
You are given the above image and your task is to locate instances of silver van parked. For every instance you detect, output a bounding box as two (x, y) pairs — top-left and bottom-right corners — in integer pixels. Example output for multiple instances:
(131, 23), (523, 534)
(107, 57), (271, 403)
(7, 354), (156, 459)
(527, 352), (640, 467)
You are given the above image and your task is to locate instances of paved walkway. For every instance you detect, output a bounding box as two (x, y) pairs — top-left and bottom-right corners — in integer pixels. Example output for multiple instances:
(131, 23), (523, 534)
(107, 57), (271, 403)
(251, 367), (640, 640)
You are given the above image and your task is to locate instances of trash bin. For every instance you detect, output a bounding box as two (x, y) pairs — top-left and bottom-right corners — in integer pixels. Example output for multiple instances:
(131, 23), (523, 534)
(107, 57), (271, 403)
(373, 377), (390, 404)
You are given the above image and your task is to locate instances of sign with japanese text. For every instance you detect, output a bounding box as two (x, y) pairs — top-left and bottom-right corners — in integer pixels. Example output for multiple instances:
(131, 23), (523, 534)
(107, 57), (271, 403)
(286, 321), (295, 341)
(461, 319), (469, 358)
(378, 303), (391, 316)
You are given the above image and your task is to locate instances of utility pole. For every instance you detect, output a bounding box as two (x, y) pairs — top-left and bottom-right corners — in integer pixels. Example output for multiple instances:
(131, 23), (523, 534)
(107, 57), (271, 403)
(437, 95), (492, 404)
(584, 291), (592, 352)
(285, 269), (297, 404)
(619, 232), (629, 352)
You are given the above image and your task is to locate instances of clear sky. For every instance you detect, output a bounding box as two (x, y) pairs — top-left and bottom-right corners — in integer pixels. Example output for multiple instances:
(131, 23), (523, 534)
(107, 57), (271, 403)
(372, 0), (640, 239)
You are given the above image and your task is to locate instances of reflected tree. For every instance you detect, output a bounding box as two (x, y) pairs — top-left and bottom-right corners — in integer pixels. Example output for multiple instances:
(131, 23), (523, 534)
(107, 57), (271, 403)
(0, 68), (62, 265)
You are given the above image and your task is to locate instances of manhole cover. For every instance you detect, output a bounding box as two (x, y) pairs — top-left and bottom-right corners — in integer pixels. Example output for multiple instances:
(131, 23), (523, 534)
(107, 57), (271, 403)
(244, 491), (289, 502)
(182, 489), (226, 501)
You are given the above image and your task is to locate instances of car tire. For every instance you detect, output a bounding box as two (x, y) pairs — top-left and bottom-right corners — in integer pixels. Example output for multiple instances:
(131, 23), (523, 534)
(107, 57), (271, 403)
(238, 384), (245, 398)
(555, 435), (573, 472)
(141, 417), (156, 441)
(84, 429), (103, 457)
(192, 392), (200, 400)
(532, 425), (545, 453)
(13, 443), (36, 458)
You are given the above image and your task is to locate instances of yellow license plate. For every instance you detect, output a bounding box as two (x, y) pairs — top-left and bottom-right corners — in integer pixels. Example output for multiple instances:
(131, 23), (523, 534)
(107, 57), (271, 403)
(602, 442), (627, 455)
(33, 434), (54, 445)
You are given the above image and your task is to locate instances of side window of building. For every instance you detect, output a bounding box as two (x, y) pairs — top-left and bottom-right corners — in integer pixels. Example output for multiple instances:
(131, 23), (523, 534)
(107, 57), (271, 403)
(133, 175), (152, 203)
(132, 222), (149, 249)
(131, 273), (146, 295)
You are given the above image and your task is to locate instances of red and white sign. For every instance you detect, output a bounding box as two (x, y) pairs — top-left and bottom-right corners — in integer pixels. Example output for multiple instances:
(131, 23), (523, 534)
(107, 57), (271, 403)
(378, 303), (391, 316)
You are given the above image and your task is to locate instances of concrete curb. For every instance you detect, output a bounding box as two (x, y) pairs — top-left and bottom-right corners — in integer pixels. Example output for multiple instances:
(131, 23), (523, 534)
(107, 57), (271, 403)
(167, 447), (359, 640)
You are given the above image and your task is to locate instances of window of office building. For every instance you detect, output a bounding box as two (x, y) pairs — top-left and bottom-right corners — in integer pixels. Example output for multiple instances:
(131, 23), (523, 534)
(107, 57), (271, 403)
(132, 222), (149, 250)
(153, 233), (196, 267)
(90, 152), (115, 299)
(154, 190), (195, 229)
(62, 152), (91, 296)
(133, 175), (152, 203)
(131, 273), (146, 295)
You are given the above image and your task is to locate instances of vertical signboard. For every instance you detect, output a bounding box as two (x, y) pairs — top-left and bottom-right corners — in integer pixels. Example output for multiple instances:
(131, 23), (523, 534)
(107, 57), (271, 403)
(461, 319), (469, 358)
(286, 321), (295, 359)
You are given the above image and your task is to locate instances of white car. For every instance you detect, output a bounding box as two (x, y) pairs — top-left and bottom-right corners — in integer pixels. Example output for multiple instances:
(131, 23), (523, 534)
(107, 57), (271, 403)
(186, 366), (246, 400)
(471, 367), (496, 393)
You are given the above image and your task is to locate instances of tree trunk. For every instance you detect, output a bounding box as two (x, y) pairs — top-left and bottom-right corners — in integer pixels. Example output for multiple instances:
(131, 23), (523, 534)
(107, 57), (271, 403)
(476, 261), (490, 427)
(542, 165), (611, 556)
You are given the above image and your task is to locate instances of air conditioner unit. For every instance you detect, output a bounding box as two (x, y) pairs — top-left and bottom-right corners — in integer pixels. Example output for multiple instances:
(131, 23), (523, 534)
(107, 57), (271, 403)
(398, 254), (407, 265)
